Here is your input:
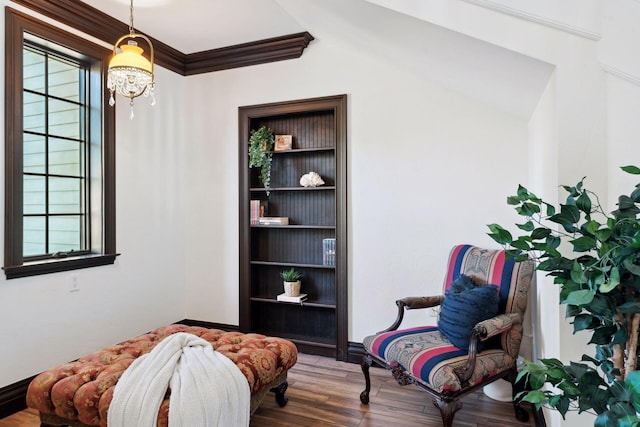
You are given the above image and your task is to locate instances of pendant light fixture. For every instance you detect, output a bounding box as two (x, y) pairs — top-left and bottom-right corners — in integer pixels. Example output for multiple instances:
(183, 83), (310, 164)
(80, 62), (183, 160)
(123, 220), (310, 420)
(107, 0), (156, 119)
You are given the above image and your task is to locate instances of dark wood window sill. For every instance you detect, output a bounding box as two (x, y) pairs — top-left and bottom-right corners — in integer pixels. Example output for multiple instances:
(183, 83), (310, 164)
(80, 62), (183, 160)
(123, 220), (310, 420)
(3, 254), (120, 279)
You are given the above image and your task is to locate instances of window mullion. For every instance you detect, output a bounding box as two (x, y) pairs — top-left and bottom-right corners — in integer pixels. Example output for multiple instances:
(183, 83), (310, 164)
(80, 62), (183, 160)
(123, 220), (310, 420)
(44, 49), (50, 256)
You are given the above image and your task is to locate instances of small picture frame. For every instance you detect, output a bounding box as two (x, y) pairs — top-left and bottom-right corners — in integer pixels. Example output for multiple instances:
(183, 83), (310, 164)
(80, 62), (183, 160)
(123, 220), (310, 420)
(274, 135), (293, 151)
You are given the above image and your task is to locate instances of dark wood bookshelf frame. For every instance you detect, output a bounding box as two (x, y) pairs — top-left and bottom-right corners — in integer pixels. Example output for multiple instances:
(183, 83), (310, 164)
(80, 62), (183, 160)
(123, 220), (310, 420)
(238, 94), (348, 360)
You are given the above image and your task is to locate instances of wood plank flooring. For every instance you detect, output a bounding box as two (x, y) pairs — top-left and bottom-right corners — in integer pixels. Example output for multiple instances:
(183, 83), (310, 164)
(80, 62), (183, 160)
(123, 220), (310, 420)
(0, 353), (536, 427)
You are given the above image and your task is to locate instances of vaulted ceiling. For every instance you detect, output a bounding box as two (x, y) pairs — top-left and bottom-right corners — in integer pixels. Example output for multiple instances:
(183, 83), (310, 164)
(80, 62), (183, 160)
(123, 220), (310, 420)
(18, 0), (554, 119)
(78, 0), (306, 54)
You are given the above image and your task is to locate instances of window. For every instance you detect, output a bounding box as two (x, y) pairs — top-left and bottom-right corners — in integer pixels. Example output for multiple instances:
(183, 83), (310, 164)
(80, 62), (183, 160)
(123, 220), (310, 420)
(5, 9), (117, 279)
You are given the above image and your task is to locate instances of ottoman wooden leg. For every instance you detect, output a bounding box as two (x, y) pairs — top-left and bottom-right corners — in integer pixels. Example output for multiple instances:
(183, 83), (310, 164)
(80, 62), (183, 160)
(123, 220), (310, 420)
(270, 380), (289, 407)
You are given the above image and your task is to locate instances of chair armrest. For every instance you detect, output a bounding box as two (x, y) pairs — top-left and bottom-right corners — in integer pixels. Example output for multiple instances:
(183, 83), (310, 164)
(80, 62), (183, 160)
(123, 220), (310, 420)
(398, 295), (445, 310)
(474, 313), (522, 341)
(378, 295), (444, 333)
(454, 313), (522, 386)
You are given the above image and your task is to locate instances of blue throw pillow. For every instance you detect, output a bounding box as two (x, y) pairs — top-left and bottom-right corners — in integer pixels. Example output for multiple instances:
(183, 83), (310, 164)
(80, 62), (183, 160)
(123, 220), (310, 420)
(438, 274), (499, 351)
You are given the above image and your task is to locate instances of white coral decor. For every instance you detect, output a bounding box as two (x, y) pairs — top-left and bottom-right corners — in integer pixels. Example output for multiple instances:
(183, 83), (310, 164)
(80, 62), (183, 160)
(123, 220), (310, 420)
(299, 171), (325, 187)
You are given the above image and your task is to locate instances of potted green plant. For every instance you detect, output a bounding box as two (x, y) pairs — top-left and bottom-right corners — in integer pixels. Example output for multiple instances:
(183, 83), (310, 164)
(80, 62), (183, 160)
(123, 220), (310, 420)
(487, 165), (640, 427)
(281, 268), (302, 297)
(249, 125), (275, 193)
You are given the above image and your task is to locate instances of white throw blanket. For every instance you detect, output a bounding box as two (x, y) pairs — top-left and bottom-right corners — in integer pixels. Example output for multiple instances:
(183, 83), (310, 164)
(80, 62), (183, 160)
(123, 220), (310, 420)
(108, 332), (250, 427)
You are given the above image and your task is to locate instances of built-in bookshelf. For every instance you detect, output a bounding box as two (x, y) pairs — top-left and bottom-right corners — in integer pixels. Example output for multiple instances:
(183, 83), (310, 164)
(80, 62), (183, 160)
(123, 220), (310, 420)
(238, 95), (347, 360)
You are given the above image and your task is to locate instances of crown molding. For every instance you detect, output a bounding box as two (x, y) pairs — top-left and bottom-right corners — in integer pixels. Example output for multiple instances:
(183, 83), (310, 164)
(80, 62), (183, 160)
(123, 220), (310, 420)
(184, 32), (314, 75)
(601, 63), (640, 87)
(10, 0), (313, 76)
(460, 0), (602, 41)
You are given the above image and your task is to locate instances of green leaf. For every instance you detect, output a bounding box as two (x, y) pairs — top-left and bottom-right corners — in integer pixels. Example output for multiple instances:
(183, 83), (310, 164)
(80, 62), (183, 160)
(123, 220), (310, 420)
(623, 258), (640, 276)
(589, 325), (617, 345)
(570, 236), (597, 252)
(562, 289), (595, 306)
(572, 314), (595, 332)
(511, 237), (532, 251)
(589, 295), (615, 316)
(517, 202), (541, 216)
(618, 416), (640, 427)
(625, 370), (640, 395)
(487, 224), (513, 245)
(531, 227), (552, 240)
(596, 228), (613, 242)
(546, 235), (562, 249)
(558, 395), (571, 417)
(516, 184), (529, 200)
(529, 371), (547, 389)
(576, 191), (592, 214)
(595, 412), (616, 427)
(566, 304), (582, 318)
(547, 368), (570, 381)
(516, 221), (535, 231)
(562, 204), (581, 223)
(610, 380), (632, 401)
(619, 195), (637, 210)
(586, 220), (601, 235)
(545, 203), (556, 216)
(507, 195), (522, 205)
(521, 389), (547, 404)
(540, 358), (565, 368)
(600, 267), (620, 293)
(622, 165), (640, 175)
(558, 380), (580, 397)
(612, 326), (629, 345)
(619, 302), (640, 313)
(571, 261), (587, 284)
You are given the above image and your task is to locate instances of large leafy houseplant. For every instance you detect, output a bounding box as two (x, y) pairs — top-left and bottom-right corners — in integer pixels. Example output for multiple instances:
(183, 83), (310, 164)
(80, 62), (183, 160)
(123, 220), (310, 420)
(249, 125), (275, 193)
(487, 166), (640, 427)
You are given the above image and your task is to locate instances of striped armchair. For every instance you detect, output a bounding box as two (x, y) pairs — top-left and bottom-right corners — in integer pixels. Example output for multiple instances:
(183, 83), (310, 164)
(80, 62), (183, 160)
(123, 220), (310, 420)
(360, 244), (535, 427)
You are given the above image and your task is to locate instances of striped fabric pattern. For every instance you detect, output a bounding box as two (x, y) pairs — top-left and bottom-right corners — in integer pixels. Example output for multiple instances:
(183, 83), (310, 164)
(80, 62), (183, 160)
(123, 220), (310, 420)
(363, 244), (533, 393)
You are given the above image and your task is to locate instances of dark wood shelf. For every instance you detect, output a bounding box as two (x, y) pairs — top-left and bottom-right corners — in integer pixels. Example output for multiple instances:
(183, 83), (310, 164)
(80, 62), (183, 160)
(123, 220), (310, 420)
(250, 186), (335, 192)
(250, 260), (336, 269)
(250, 296), (336, 309)
(239, 94), (348, 361)
(251, 225), (335, 230)
(271, 147), (335, 155)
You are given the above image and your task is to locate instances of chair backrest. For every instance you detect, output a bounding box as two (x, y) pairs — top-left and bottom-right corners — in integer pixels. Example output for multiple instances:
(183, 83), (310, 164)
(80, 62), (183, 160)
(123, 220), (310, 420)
(443, 244), (535, 356)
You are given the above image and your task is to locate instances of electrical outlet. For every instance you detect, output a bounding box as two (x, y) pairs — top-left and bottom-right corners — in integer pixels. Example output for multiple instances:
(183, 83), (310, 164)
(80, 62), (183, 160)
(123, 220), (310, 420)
(69, 274), (80, 293)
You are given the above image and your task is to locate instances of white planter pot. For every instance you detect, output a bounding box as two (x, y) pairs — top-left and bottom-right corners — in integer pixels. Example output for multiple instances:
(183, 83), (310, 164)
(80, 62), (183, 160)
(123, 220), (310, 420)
(283, 280), (301, 297)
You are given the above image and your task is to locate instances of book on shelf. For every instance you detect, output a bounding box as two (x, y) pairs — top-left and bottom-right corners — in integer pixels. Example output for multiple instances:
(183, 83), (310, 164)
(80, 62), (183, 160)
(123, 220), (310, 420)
(250, 200), (270, 225)
(258, 217), (289, 225)
(323, 238), (336, 266)
(277, 293), (307, 303)
(250, 200), (260, 225)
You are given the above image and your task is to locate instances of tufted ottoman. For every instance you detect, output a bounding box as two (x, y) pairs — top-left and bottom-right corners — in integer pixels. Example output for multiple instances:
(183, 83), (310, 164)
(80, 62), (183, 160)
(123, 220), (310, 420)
(26, 324), (298, 426)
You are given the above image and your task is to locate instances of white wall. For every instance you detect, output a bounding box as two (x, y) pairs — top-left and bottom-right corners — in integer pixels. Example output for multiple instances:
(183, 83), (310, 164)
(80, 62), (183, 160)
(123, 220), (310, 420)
(0, 4), (188, 386)
(181, 14), (537, 337)
(4, 3), (640, 427)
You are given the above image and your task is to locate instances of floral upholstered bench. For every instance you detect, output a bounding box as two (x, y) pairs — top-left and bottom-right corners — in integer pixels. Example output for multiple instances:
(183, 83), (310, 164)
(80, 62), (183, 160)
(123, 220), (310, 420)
(26, 324), (298, 426)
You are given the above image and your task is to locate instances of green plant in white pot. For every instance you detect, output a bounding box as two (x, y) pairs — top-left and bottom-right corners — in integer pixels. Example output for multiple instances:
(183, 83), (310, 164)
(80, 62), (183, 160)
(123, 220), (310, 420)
(249, 125), (275, 193)
(281, 268), (302, 297)
(487, 165), (640, 427)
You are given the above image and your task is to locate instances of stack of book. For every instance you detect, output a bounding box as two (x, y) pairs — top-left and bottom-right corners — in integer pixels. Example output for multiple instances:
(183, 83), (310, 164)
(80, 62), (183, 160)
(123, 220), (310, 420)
(258, 217), (289, 226)
(277, 293), (307, 303)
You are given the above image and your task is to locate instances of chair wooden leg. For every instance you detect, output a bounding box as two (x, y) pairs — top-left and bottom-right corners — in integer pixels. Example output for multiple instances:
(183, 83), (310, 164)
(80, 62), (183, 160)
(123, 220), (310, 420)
(433, 397), (462, 427)
(360, 355), (373, 404)
(508, 368), (530, 422)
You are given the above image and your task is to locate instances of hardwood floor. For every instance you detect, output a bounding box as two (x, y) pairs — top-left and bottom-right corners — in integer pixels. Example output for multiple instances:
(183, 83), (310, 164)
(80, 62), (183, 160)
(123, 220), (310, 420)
(0, 353), (536, 427)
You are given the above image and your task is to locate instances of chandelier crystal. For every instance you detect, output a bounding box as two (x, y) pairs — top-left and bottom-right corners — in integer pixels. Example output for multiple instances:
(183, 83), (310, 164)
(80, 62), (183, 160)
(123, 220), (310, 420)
(107, 0), (156, 119)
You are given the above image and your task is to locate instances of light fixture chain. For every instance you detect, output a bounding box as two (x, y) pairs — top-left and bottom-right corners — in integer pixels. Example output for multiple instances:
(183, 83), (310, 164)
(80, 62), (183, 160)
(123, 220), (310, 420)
(129, 0), (134, 35)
